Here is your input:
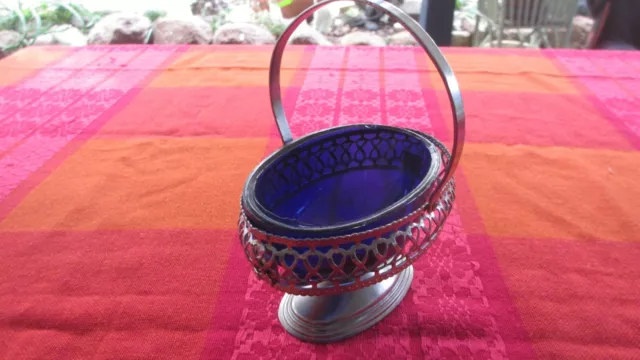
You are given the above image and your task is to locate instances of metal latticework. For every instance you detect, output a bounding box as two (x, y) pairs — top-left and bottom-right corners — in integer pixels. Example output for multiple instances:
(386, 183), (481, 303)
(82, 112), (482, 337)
(240, 134), (456, 296)
(255, 127), (436, 217)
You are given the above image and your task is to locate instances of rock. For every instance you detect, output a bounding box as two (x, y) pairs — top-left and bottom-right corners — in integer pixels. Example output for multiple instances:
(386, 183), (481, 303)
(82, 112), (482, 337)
(313, 5), (338, 34)
(571, 15), (594, 48)
(87, 13), (152, 45)
(191, 0), (229, 16)
(340, 31), (386, 46)
(451, 30), (471, 46)
(313, 2), (347, 33)
(70, 14), (86, 29)
(289, 21), (332, 45)
(0, 30), (21, 45)
(364, 20), (379, 31)
(331, 23), (351, 37)
(213, 23), (276, 45)
(55, 26), (88, 46)
(35, 26), (87, 46)
(388, 31), (418, 46)
(34, 33), (56, 46)
(152, 17), (213, 44)
(0, 30), (22, 59)
(399, 0), (421, 16)
(201, 14), (215, 24)
(452, 30), (471, 47)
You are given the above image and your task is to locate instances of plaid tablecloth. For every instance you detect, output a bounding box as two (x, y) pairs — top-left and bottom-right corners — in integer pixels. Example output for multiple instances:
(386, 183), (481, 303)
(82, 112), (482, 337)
(0, 45), (639, 360)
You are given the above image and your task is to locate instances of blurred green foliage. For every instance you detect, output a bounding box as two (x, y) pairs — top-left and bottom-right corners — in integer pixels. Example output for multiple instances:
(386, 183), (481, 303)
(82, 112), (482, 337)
(143, 9), (167, 22)
(0, 1), (94, 54)
(0, 1), (91, 32)
(254, 10), (285, 37)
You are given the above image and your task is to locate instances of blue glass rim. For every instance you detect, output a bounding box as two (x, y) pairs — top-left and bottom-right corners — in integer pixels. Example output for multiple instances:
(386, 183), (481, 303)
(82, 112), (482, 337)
(241, 124), (442, 238)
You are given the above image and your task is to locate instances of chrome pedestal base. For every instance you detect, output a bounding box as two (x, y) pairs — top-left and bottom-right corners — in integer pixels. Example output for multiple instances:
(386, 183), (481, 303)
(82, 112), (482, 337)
(278, 265), (414, 343)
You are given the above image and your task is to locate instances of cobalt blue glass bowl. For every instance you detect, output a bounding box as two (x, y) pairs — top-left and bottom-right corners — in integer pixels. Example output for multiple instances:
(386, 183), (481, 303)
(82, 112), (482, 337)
(242, 125), (441, 238)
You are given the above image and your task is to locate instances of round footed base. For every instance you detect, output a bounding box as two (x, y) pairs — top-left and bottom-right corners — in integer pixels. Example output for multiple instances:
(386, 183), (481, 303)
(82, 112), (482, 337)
(278, 266), (414, 343)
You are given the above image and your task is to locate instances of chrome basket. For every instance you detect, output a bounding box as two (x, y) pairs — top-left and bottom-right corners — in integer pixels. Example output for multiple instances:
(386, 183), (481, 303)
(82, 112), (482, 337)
(238, 0), (465, 343)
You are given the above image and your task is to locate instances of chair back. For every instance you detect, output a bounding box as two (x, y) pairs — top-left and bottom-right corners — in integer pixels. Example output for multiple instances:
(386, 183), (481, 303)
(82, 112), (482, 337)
(501, 0), (578, 29)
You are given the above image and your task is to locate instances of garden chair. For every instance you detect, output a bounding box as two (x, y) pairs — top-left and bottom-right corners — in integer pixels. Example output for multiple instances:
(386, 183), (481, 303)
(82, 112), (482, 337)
(473, 0), (580, 48)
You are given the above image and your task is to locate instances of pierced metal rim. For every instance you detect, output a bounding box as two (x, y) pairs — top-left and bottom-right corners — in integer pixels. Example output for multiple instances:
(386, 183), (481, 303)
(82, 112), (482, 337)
(239, 179), (455, 296)
(269, 0), (465, 212)
(241, 124), (442, 237)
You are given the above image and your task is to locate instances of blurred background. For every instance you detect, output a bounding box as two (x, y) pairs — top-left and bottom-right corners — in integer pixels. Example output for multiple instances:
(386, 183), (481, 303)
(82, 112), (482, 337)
(0, 0), (627, 58)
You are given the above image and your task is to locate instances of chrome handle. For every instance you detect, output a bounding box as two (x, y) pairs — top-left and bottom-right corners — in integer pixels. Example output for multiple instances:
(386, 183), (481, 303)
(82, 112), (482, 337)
(269, 0), (465, 211)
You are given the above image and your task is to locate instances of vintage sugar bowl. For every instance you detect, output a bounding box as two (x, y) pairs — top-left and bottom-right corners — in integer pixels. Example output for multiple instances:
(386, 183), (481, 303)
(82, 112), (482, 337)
(238, 0), (465, 343)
